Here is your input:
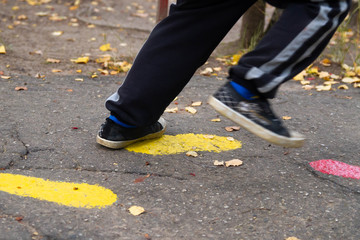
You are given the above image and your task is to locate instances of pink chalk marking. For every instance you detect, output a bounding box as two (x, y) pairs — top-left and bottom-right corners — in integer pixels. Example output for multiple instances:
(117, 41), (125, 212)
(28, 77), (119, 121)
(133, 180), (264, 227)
(310, 159), (360, 179)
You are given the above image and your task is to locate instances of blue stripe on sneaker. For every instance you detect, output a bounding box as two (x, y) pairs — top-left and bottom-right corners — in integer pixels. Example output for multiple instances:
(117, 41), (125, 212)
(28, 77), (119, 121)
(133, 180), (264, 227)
(230, 81), (258, 100)
(109, 115), (136, 128)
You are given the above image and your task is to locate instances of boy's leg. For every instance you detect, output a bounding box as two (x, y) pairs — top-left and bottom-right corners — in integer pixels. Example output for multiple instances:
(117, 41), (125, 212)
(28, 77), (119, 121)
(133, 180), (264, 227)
(105, 0), (257, 127)
(209, 0), (350, 147)
(97, 0), (257, 149)
(231, 0), (351, 98)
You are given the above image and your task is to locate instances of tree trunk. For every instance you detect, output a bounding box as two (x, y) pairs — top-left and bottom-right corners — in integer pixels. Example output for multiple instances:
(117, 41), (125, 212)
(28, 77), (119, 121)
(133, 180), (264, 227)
(239, 0), (266, 49)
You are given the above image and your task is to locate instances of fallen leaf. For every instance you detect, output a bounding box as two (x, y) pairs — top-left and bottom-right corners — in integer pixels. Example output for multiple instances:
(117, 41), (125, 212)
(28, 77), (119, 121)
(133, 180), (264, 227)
(75, 78), (84, 82)
(225, 159), (243, 167)
(144, 233), (151, 240)
(99, 43), (111, 52)
(320, 58), (331, 66)
(0, 45), (6, 54)
(203, 135), (214, 139)
(128, 206), (145, 216)
(185, 106), (197, 114)
(319, 71), (330, 80)
(338, 85), (349, 90)
(282, 116), (292, 120)
(46, 58), (61, 63)
(323, 80), (339, 85)
(354, 83), (360, 88)
(214, 160), (224, 166)
(191, 101), (202, 107)
(15, 216), (24, 222)
(302, 85), (315, 90)
(164, 107), (178, 113)
(211, 118), (221, 122)
(342, 77), (360, 83)
(293, 70), (306, 81)
(225, 126), (240, 132)
(300, 80), (310, 85)
(315, 85), (332, 91)
(1, 76), (11, 79)
(15, 86), (28, 91)
(186, 151), (198, 157)
(29, 50), (43, 55)
(200, 67), (213, 76)
(307, 66), (319, 75)
(72, 57), (89, 64)
(51, 69), (62, 73)
(226, 137), (235, 141)
(51, 31), (63, 36)
(134, 174), (151, 183)
(189, 173), (196, 177)
(285, 237), (301, 240)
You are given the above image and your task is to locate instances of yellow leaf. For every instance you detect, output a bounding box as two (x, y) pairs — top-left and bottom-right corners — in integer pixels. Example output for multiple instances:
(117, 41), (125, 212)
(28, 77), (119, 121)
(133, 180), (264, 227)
(99, 43), (111, 52)
(211, 118), (221, 122)
(293, 71), (306, 81)
(320, 58), (331, 66)
(225, 159), (243, 167)
(72, 56), (89, 64)
(128, 206), (145, 216)
(345, 71), (356, 77)
(307, 66), (319, 75)
(354, 83), (360, 88)
(75, 78), (84, 82)
(51, 69), (62, 73)
(76, 69), (82, 73)
(12, 6), (20, 11)
(1, 76), (11, 79)
(282, 116), (292, 120)
(302, 85), (314, 90)
(0, 45), (6, 54)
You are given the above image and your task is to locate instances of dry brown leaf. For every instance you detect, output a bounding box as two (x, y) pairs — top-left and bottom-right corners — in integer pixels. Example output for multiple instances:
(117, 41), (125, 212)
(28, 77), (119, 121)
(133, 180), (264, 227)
(203, 135), (214, 139)
(225, 126), (240, 132)
(200, 67), (213, 76)
(128, 206), (145, 216)
(46, 58), (61, 63)
(164, 107), (178, 113)
(302, 85), (315, 90)
(186, 151), (198, 157)
(338, 84), (349, 90)
(225, 159), (243, 167)
(185, 106), (197, 114)
(191, 101), (202, 107)
(213, 160), (224, 166)
(316, 85), (332, 91)
(15, 86), (27, 91)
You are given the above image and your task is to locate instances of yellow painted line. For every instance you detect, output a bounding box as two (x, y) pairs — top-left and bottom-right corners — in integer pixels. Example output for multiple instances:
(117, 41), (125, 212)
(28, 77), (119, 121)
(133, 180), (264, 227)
(0, 173), (117, 209)
(125, 133), (242, 155)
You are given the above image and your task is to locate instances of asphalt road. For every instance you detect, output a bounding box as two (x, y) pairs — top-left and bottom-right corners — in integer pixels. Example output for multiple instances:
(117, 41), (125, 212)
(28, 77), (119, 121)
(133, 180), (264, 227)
(1, 74), (360, 240)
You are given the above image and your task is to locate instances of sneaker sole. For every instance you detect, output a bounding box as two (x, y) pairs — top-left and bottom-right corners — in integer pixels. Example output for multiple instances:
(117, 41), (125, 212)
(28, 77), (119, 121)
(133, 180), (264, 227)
(96, 118), (167, 149)
(208, 96), (305, 148)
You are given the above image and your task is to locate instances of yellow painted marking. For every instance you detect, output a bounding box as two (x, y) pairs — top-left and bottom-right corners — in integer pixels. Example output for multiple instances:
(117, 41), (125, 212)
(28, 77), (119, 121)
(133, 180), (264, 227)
(0, 174), (117, 209)
(125, 133), (242, 155)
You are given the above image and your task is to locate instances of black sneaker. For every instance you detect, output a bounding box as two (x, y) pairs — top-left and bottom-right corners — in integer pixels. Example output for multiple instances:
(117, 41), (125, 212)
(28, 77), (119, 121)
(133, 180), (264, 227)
(96, 117), (166, 149)
(208, 82), (305, 148)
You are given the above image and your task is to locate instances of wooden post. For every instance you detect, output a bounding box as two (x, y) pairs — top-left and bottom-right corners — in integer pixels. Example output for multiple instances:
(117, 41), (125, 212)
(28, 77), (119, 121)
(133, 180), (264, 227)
(156, 0), (169, 23)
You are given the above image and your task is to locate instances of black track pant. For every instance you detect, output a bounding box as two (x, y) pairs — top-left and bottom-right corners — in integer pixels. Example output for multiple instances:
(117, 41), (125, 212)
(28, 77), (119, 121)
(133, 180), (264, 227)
(106, 0), (350, 127)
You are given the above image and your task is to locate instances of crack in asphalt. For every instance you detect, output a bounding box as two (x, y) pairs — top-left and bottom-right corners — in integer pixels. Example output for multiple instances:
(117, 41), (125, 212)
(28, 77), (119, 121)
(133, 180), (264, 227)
(0, 210), (43, 240)
(299, 162), (360, 196)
